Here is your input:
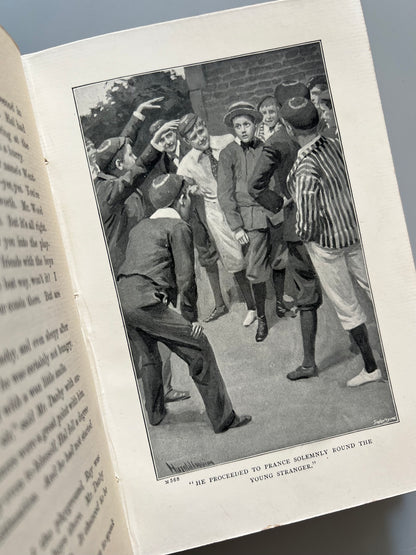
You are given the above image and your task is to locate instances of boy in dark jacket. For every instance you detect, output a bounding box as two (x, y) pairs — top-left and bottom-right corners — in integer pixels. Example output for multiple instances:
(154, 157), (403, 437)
(218, 101), (290, 342)
(117, 173), (252, 432)
(248, 82), (322, 380)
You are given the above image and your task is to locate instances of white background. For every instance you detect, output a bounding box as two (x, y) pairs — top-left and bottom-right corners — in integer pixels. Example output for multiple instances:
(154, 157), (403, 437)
(1, 1), (415, 554)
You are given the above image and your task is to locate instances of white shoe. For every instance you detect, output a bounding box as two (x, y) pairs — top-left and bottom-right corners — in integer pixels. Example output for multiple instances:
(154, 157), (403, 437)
(347, 368), (382, 387)
(243, 309), (257, 327)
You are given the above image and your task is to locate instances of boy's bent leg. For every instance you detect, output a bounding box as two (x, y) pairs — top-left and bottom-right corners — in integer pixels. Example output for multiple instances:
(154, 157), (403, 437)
(204, 264), (228, 322)
(347, 322), (382, 386)
(119, 269), (250, 432)
(286, 309), (318, 380)
(285, 242), (321, 380)
(306, 242), (366, 331)
(160, 343), (173, 395)
(245, 229), (269, 340)
(166, 334), (238, 433)
(345, 242), (371, 298)
(305, 242), (380, 385)
(190, 197), (227, 319)
(159, 343), (190, 402)
(127, 326), (166, 425)
(204, 200), (245, 274)
(132, 304), (243, 432)
(268, 223), (294, 317)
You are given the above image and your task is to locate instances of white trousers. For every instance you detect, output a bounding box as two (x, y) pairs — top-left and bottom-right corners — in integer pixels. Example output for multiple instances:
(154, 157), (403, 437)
(204, 199), (245, 274)
(306, 241), (371, 330)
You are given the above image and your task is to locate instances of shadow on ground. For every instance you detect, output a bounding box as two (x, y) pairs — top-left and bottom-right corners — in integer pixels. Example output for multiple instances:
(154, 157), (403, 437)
(141, 266), (397, 478)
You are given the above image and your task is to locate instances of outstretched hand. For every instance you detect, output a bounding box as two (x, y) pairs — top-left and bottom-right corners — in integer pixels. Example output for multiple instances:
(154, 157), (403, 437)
(136, 96), (164, 115)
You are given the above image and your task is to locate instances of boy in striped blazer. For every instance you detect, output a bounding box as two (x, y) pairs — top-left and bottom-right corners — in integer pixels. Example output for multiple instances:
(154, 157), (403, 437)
(280, 96), (382, 387)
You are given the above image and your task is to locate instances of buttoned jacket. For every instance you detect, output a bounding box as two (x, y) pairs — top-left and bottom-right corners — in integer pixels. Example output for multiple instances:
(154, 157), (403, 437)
(218, 137), (275, 232)
(248, 125), (299, 242)
(117, 208), (198, 322)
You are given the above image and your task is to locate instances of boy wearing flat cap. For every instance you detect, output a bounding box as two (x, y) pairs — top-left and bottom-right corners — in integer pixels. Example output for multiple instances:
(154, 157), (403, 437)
(94, 99), (177, 273)
(138, 117), (188, 218)
(117, 173), (252, 432)
(137, 116), (224, 401)
(280, 96), (382, 387)
(177, 113), (257, 327)
(248, 81), (322, 380)
(218, 101), (290, 342)
(138, 118), (228, 324)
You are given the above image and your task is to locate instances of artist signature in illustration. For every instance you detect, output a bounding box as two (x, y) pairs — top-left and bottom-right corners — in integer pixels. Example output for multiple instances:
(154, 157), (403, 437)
(373, 416), (397, 426)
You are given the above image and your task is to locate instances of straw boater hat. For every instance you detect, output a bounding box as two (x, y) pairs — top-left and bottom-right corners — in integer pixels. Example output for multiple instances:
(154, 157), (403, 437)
(280, 97), (320, 130)
(223, 101), (262, 128)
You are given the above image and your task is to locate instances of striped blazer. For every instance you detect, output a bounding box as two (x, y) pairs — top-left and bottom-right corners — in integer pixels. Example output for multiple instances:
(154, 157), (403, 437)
(287, 135), (358, 249)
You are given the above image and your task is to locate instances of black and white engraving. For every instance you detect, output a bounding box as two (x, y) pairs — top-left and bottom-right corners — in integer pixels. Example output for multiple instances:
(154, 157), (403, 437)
(73, 42), (397, 479)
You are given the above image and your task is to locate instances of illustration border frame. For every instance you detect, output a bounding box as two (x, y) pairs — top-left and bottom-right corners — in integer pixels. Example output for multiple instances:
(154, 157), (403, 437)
(72, 39), (399, 480)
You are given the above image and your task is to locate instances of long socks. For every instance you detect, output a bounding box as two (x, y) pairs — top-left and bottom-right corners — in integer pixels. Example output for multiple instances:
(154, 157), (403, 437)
(206, 263), (225, 308)
(300, 309), (317, 368)
(349, 323), (377, 372)
(252, 282), (266, 318)
(272, 269), (285, 304)
(234, 270), (255, 311)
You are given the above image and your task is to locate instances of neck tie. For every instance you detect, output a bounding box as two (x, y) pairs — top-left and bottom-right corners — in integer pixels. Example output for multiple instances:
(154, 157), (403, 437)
(165, 153), (178, 174)
(241, 139), (257, 151)
(205, 147), (218, 180)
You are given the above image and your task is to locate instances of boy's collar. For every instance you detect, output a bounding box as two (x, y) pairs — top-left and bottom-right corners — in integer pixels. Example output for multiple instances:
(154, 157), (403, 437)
(297, 134), (322, 157)
(235, 136), (262, 148)
(150, 207), (182, 220)
(166, 141), (181, 160)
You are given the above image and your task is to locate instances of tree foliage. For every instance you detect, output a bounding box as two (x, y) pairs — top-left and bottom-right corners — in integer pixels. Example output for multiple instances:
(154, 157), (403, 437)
(80, 70), (192, 154)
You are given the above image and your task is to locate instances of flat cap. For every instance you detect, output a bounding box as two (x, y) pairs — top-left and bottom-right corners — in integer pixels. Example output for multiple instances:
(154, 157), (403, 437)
(149, 173), (185, 210)
(178, 113), (198, 138)
(280, 97), (319, 130)
(274, 80), (310, 107)
(95, 136), (130, 171)
(306, 74), (328, 90)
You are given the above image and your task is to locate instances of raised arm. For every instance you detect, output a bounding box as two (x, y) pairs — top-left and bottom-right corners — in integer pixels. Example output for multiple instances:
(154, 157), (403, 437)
(131, 119), (180, 188)
(121, 96), (164, 142)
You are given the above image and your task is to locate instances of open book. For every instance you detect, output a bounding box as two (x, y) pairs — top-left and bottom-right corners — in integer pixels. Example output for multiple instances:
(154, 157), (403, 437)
(1, 0), (416, 553)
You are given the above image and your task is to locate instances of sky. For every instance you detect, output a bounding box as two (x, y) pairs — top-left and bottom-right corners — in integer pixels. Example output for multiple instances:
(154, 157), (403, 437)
(74, 68), (186, 116)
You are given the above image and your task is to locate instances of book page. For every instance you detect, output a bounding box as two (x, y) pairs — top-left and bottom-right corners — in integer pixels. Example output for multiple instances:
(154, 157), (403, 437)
(22, 1), (416, 553)
(0, 29), (132, 555)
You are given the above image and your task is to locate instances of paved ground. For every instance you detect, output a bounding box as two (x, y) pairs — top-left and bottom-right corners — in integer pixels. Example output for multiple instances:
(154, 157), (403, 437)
(141, 267), (397, 479)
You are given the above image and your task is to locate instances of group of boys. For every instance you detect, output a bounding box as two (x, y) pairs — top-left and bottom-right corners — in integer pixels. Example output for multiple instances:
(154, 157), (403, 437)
(87, 73), (383, 434)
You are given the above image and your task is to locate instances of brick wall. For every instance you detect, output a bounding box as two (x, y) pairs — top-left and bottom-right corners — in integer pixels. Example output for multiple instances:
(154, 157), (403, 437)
(184, 42), (326, 134)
